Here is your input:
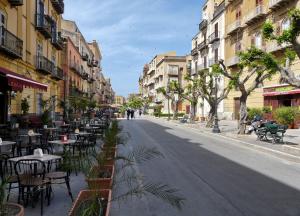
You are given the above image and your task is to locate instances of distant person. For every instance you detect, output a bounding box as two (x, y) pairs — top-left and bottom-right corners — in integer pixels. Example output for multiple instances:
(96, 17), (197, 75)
(130, 109), (135, 119)
(139, 109), (142, 117)
(126, 109), (131, 120)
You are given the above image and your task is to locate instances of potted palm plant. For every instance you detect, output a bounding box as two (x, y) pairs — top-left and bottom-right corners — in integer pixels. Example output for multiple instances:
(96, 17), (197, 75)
(0, 178), (24, 216)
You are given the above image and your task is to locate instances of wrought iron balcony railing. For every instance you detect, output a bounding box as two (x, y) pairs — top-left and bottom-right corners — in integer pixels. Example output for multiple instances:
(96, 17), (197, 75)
(51, 66), (64, 80)
(8, 0), (23, 6)
(269, 0), (290, 10)
(0, 26), (23, 58)
(199, 19), (208, 31)
(36, 56), (54, 74)
(52, 32), (64, 50)
(208, 31), (220, 44)
(226, 19), (243, 35)
(81, 53), (88, 61)
(213, 1), (225, 18)
(244, 5), (267, 25)
(35, 13), (52, 39)
(191, 47), (198, 56)
(50, 0), (64, 14)
(198, 40), (208, 51)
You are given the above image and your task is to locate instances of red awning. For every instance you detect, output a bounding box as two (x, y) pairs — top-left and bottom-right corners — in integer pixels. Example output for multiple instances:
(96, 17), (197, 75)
(263, 89), (300, 97)
(0, 67), (47, 91)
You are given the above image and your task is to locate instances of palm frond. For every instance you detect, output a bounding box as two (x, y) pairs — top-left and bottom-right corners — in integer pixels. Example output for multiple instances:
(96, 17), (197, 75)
(120, 146), (164, 164)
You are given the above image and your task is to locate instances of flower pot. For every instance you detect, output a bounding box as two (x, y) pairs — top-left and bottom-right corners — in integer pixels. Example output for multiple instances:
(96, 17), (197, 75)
(86, 165), (115, 189)
(1, 203), (25, 216)
(104, 151), (117, 166)
(69, 190), (111, 216)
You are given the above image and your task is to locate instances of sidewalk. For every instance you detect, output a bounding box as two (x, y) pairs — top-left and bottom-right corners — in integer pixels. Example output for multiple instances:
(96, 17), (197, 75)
(145, 116), (300, 163)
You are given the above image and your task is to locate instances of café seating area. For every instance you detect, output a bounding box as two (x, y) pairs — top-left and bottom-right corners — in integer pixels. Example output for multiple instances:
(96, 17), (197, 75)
(0, 116), (111, 216)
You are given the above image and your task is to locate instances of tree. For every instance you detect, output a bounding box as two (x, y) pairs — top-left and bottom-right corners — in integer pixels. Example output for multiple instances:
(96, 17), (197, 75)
(127, 96), (144, 109)
(182, 75), (202, 122)
(217, 47), (278, 134)
(195, 68), (231, 128)
(157, 80), (184, 120)
(262, 9), (300, 87)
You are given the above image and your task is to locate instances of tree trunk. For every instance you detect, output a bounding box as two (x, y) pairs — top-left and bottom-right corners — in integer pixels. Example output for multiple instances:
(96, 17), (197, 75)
(206, 105), (215, 128)
(238, 95), (248, 134)
(190, 102), (197, 123)
(173, 101), (179, 120)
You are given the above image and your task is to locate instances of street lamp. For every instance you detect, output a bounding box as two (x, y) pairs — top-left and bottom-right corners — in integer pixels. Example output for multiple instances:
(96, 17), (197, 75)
(212, 75), (221, 133)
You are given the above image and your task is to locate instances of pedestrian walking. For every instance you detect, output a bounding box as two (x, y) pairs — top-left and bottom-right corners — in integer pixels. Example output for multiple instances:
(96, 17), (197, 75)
(139, 109), (142, 117)
(127, 109), (131, 120)
(130, 109), (135, 119)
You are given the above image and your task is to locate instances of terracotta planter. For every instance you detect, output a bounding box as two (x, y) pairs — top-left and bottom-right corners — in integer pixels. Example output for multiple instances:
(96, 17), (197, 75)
(86, 165), (115, 189)
(2, 203), (24, 216)
(69, 190), (111, 216)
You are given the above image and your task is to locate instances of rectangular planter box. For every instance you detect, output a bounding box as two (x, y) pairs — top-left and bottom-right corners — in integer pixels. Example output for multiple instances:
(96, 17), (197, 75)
(69, 190), (112, 216)
(86, 165), (115, 189)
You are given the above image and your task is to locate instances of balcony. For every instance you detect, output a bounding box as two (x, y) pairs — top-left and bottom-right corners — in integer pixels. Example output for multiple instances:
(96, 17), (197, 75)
(226, 19), (243, 35)
(8, 0), (23, 6)
(199, 19), (208, 31)
(70, 62), (80, 74)
(209, 58), (219, 67)
(168, 69), (179, 76)
(51, 0), (64, 14)
(51, 66), (64, 80)
(0, 26), (23, 59)
(198, 40), (208, 51)
(81, 53), (88, 61)
(226, 56), (240, 67)
(208, 31), (220, 44)
(191, 47), (198, 56)
(198, 62), (208, 71)
(92, 60), (99, 67)
(35, 14), (52, 39)
(213, 1), (225, 19)
(269, 0), (291, 10)
(51, 32), (64, 50)
(36, 56), (54, 74)
(244, 5), (267, 25)
(87, 59), (93, 67)
(266, 41), (292, 53)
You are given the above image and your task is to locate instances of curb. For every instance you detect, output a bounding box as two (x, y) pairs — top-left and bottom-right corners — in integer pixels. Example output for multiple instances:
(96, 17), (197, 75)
(145, 116), (300, 163)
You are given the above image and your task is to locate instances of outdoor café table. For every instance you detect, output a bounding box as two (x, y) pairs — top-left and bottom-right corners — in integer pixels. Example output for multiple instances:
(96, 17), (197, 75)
(8, 154), (61, 163)
(19, 133), (42, 153)
(48, 139), (77, 154)
(0, 141), (16, 154)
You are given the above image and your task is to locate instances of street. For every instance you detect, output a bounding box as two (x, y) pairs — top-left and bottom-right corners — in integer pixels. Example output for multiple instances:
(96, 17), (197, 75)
(110, 118), (300, 216)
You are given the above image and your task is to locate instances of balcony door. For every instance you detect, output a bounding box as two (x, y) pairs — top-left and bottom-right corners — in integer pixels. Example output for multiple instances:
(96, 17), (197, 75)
(214, 23), (218, 38)
(37, 43), (43, 67)
(256, 0), (263, 6)
(0, 11), (6, 46)
(236, 7), (241, 22)
(214, 48), (218, 63)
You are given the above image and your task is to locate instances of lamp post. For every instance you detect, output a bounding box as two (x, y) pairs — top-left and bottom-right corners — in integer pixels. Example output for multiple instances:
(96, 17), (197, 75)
(212, 75), (221, 133)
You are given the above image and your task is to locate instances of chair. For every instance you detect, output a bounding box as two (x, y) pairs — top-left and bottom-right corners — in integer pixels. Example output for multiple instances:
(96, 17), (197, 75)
(14, 159), (51, 216)
(45, 158), (73, 201)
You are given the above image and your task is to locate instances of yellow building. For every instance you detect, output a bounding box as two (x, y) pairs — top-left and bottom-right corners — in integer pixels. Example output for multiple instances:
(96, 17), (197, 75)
(0, 0), (64, 123)
(224, 0), (300, 120)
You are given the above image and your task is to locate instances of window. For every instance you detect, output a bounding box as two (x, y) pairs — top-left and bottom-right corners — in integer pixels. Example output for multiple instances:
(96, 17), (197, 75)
(252, 32), (262, 48)
(256, 0), (263, 6)
(236, 7), (241, 21)
(235, 41), (242, 53)
(0, 11), (6, 45)
(168, 65), (179, 75)
(282, 18), (290, 31)
(214, 23), (218, 37)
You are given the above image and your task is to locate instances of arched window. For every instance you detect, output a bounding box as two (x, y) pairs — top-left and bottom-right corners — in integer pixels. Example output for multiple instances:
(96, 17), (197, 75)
(282, 18), (290, 31)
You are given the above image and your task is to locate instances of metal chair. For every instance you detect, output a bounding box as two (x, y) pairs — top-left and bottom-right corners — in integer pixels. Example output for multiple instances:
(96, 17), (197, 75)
(14, 159), (51, 216)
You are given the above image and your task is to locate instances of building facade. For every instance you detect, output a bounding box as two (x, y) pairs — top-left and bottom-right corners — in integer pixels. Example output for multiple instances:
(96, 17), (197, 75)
(191, 0), (226, 119)
(140, 52), (190, 114)
(0, 0), (64, 123)
(224, 0), (300, 120)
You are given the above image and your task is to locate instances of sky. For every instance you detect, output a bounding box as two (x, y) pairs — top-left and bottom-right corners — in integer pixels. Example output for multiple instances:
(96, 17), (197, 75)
(63, 0), (203, 97)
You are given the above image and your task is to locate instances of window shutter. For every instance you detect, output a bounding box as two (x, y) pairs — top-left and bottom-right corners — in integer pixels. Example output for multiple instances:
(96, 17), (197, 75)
(251, 36), (255, 46)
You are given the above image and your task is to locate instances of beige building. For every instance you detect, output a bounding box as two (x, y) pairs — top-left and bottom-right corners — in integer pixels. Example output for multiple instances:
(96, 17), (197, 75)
(114, 96), (126, 107)
(0, 0), (64, 123)
(140, 52), (190, 114)
(224, 0), (300, 120)
(191, 0), (226, 119)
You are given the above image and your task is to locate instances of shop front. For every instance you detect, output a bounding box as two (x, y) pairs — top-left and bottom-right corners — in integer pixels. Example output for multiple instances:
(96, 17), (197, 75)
(263, 85), (300, 109)
(0, 67), (47, 124)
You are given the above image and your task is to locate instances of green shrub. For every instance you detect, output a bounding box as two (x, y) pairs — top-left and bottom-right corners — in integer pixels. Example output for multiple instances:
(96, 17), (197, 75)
(262, 106), (272, 113)
(247, 108), (263, 120)
(273, 107), (299, 126)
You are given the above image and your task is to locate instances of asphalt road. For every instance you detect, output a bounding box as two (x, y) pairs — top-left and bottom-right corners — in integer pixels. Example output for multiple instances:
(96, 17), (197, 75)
(110, 118), (300, 216)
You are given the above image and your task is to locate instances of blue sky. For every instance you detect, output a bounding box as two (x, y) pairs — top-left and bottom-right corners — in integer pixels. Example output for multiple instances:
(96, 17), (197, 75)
(63, 0), (203, 97)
